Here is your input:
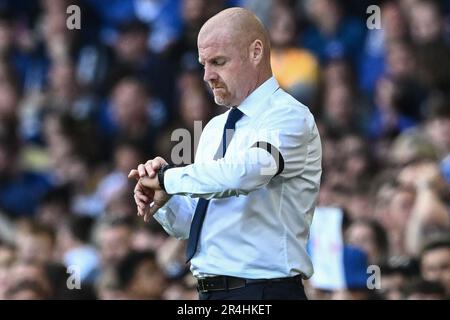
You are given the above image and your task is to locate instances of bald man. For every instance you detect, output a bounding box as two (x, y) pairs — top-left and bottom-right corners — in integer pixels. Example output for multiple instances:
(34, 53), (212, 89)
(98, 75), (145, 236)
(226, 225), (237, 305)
(129, 8), (322, 300)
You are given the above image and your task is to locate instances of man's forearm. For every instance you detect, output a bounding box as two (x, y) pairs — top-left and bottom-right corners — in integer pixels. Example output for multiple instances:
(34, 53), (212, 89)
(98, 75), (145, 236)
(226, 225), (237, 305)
(164, 147), (278, 199)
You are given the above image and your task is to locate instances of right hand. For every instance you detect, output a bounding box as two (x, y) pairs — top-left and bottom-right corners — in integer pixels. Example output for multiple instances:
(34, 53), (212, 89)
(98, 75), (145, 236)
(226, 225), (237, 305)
(128, 157), (170, 222)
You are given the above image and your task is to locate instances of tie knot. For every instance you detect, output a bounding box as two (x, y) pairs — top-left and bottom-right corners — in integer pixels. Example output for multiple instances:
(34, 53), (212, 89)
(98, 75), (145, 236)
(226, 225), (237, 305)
(225, 107), (244, 130)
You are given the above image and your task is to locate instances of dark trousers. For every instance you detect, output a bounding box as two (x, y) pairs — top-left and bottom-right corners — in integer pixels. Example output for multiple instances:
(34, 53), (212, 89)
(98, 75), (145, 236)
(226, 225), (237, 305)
(198, 280), (307, 300)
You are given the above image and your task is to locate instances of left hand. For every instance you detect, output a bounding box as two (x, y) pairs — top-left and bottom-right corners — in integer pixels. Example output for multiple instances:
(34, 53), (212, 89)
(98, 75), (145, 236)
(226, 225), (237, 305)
(138, 175), (161, 190)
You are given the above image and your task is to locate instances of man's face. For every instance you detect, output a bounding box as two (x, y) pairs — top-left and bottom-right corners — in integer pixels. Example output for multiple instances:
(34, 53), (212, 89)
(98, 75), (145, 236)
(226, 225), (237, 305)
(112, 81), (148, 127)
(198, 35), (254, 107)
(421, 248), (450, 294)
(99, 226), (132, 266)
(17, 233), (54, 264)
(346, 223), (377, 264)
(380, 273), (406, 300)
(387, 188), (414, 230)
(130, 259), (166, 299)
(410, 4), (442, 44)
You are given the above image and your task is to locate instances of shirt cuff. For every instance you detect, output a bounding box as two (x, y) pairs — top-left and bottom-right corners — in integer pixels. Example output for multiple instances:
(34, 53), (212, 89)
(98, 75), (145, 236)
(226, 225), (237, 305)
(152, 197), (178, 236)
(164, 167), (184, 194)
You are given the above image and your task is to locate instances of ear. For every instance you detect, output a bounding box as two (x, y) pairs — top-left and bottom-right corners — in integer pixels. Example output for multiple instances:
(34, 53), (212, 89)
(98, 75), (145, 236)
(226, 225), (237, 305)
(249, 39), (264, 65)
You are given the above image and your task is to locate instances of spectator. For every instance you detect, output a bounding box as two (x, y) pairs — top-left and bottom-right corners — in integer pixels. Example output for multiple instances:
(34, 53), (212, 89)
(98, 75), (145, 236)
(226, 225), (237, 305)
(116, 250), (168, 299)
(423, 93), (450, 159)
(269, 4), (319, 104)
(4, 279), (51, 299)
(398, 161), (450, 256)
(322, 83), (360, 137)
(301, 0), (365, 65)
(366, 76), (419, 140)
(106, 20), (174, 110)
(328, 246), (381, 300)
(379, 258), (420, 300)
(404, 278), (448, 299)
(95, 267), (123, 300)
(166, 0), (211, 74)
(72, 141), (143, 217)
(0, 239), (15, 299)
(35, 186), (71, 229)
(98, 77), (160, 157)
(7, 260), (52, 298)
(57, 215), (100, 284)
(409, 0), (447, 45)
(358, 1), (408, 94)
(345, 218), (389, 265)
(420, 238), (450, 295)
(15, 222), (56, 264)
(94, 216), (134, 268)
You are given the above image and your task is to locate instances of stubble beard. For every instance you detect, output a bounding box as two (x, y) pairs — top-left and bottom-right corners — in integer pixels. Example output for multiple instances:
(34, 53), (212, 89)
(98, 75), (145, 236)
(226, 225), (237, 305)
(213, 89), (231, 107)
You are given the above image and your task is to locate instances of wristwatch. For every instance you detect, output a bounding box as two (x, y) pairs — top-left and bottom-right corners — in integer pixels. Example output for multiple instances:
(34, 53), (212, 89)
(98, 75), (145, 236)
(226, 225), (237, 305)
(157, 164), (173, 192)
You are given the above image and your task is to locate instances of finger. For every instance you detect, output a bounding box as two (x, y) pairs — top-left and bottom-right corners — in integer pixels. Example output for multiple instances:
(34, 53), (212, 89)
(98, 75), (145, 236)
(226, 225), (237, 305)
(151, 157), (167, 170)
(145, 161), (157, 178)
(134, 196), (146, 215)
(137, 206), (145, 217)
(138, 164), (147, 178)
(136, 193), (150, 204)
(134, 188), (150, 204)
(137, 206), (142, 216)
(135, 198), (143, 216)
(134, 181), (142, 194)
(134, 193), (145, 206)
(128, 169), (140, 180)
(137, 199), (149, 216)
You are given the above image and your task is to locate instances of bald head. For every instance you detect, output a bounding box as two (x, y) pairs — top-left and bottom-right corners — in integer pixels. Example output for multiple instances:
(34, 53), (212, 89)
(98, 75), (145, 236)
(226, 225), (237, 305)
(199, 7), (271, 62)
(197, 8), (273, 107)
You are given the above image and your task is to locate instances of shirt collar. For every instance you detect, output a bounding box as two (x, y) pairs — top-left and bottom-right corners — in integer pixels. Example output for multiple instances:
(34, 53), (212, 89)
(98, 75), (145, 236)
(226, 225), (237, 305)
(236, 76), (280, 118)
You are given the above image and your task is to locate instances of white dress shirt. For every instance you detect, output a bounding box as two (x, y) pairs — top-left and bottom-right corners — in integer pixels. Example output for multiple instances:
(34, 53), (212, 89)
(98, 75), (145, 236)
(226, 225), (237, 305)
(154, 76), (322, 279)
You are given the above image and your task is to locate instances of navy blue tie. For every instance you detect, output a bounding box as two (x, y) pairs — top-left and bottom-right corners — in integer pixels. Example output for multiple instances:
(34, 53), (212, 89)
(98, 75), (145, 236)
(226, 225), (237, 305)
(186, 107), (244, 262)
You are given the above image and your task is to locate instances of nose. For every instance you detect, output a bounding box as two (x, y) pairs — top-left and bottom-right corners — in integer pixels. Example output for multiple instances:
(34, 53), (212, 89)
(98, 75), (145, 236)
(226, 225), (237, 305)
(203, 65), (218, 83)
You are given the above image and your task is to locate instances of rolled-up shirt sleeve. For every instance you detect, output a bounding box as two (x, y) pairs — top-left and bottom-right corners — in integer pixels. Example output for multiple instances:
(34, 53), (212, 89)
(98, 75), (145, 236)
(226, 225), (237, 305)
(153, 195), (197, 239)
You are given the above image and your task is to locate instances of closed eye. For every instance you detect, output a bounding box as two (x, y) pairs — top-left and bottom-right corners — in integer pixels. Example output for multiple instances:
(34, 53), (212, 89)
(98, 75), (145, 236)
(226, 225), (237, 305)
(198, 57), (227, 68)
(212, 58), (226, 66)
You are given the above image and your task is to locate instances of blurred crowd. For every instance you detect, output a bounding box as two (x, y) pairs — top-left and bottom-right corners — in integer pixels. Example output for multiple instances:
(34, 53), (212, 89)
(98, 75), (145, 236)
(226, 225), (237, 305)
(0, 0), (449, 300)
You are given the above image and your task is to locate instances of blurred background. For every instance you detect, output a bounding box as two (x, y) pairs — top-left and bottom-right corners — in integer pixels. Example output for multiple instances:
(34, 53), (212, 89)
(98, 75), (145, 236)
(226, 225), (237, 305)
(0, 0), (449, 300)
